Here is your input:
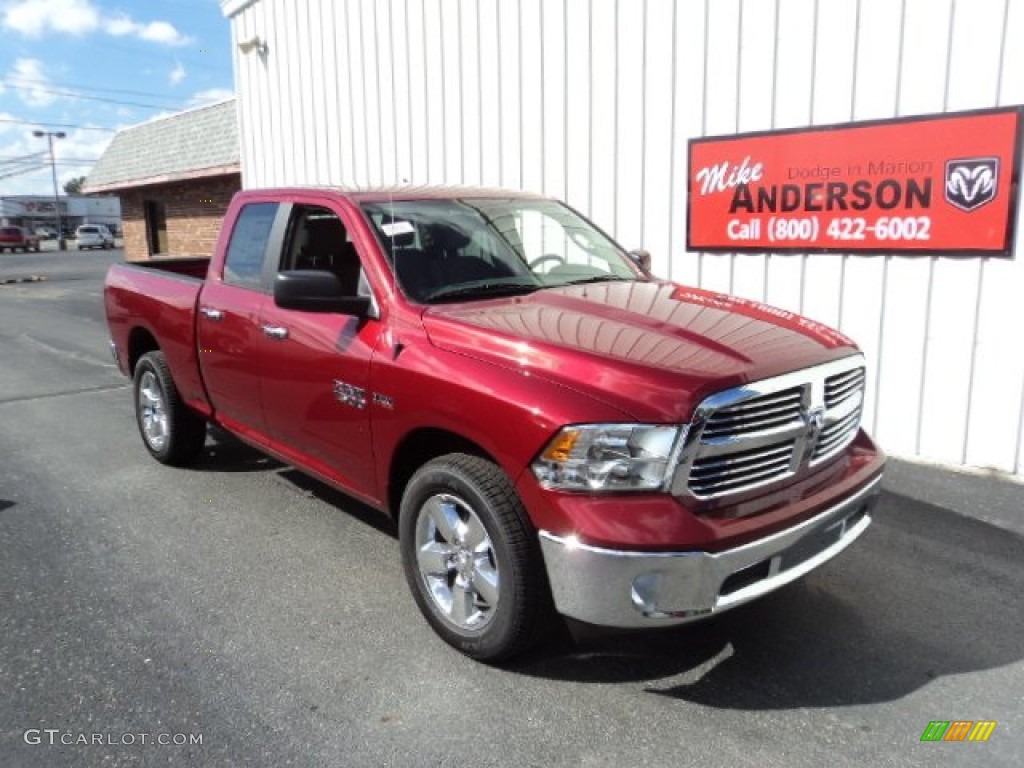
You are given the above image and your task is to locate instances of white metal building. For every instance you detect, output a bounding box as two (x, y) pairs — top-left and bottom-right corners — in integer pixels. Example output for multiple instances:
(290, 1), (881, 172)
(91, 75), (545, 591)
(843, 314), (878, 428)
(221, 0), (1024, 477)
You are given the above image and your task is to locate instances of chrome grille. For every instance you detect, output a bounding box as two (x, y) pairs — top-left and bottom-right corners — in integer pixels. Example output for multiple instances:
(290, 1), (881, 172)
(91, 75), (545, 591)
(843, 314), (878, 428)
(814, 368), (865, 461)
(700, 388), (804, 439)
(689, 439), (796, 496)
(825, 367), (865, 408)
(672, 357), (867, 502)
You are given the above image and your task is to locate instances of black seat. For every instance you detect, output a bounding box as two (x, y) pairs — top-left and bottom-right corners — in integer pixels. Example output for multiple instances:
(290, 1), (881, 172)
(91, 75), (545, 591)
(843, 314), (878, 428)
(301, 217), (361, 295)
(388, 220), (516, 302)
(426, 222), (514, 285)
(394, 247), (444, 302)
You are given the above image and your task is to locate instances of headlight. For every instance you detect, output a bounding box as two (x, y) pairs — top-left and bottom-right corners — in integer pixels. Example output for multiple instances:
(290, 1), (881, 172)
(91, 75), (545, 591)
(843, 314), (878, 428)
(531, 424), (684, 492)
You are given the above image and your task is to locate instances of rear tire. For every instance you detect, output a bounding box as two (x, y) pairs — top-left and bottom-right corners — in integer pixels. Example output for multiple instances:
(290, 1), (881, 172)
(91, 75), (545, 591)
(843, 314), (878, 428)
(132, 351), (207, 466)
(399, 453), (552, 662)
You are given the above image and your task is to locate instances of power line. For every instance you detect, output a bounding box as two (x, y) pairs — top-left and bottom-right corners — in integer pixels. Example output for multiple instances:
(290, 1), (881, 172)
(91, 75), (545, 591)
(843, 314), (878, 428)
(0, 151), (47, 165)
(4, 75), (188, 103)
(0, 165), (45, 181)
(0, 80), (187, 111)
(0, 158), (100, 164)
(0, 160), (98, 182)
(0, 117), (117, 133)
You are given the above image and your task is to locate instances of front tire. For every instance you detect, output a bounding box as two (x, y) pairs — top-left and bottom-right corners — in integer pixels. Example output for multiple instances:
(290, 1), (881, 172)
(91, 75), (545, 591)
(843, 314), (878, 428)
(132, 351), (207, 465)
(399, 453), (552, 662)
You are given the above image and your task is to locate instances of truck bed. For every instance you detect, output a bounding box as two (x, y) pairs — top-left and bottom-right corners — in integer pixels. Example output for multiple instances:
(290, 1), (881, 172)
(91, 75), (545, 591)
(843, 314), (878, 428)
(104, 259), (210, 415)
(122, 257), (210, 280)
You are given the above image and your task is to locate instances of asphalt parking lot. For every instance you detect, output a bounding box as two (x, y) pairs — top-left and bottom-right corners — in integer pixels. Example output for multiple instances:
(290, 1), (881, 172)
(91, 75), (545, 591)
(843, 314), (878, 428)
(1, 249), (1022, 767)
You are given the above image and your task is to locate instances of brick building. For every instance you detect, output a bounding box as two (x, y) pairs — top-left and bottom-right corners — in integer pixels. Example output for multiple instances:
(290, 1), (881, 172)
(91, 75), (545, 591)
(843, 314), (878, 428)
(83, 99), (240, 261)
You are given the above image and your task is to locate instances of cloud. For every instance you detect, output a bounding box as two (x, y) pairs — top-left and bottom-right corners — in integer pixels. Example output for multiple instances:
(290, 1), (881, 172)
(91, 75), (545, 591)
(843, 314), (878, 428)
(169, 61), (186, 87)
(2, 0), (191, 46)
(0, 111), (21, 136)
(105, 14), (191, 46)
(2, 0), (99, 36)
(140, 20), (188, 45)
(189, 88), (234, 107)
(8, 58), (56, 107)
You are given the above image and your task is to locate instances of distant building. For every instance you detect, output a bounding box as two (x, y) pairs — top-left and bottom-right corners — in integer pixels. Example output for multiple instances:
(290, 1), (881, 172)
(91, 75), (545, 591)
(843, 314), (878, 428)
(0, 194), (120, 234)
(83, 98), (240, 261)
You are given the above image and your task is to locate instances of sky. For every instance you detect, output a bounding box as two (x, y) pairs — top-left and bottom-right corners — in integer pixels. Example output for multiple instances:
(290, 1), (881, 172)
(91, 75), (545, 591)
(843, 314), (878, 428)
(0, 0), (234, 197)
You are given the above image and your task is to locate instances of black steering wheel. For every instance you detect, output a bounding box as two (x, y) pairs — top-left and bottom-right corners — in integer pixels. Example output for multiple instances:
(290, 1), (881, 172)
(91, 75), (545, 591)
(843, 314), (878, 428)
(528, 253), (566, 271)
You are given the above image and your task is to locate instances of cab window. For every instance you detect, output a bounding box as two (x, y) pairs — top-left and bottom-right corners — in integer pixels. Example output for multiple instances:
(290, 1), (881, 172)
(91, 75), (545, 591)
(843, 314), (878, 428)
(280, 205), (364, 297)
(224, 202), (278, 289)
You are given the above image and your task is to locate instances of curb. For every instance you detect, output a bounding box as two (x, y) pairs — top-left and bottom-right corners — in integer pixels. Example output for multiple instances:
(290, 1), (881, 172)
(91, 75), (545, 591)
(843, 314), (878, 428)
(0, 275), (47, 285)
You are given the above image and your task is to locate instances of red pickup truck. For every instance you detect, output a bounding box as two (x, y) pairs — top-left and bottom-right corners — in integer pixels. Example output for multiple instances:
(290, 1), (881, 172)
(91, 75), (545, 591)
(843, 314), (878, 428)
(105, 187), (884, 660)
(0, 225), (41, 253)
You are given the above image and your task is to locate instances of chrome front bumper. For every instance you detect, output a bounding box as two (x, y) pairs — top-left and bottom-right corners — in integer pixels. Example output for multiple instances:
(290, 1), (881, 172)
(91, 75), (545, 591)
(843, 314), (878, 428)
(538, 475), (881, 628)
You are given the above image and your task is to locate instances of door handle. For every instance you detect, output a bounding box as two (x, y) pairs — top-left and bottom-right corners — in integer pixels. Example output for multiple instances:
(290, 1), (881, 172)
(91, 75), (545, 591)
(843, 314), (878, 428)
(199, 306), (224, 321)
(262, 324), (289, 340)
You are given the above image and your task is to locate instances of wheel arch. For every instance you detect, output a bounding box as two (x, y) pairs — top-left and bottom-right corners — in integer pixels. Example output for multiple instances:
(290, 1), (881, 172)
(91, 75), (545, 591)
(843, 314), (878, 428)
(387, 427), (498, 519)
(127, 326), (160, 375)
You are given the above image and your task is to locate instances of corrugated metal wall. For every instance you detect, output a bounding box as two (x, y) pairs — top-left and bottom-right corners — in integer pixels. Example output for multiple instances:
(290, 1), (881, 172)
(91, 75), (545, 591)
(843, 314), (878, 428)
(226, 0), (1024, 476)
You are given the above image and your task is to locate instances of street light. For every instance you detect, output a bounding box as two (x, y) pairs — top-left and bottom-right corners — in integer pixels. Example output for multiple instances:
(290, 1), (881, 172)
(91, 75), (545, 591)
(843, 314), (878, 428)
(32, 130), (67, 250)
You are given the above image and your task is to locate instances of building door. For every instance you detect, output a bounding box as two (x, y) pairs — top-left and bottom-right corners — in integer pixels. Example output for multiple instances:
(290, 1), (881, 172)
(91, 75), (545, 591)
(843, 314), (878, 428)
(144, 200), (168, 255)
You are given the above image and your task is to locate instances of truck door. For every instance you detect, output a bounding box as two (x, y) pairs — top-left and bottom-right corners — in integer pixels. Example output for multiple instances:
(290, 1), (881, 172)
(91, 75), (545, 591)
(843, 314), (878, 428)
(257, 201), (382, 501)
(197, 201), (280, 445)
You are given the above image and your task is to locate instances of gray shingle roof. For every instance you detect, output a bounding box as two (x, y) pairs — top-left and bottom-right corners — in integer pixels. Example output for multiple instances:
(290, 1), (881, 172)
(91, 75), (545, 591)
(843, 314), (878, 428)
(84, 99), (239, 192)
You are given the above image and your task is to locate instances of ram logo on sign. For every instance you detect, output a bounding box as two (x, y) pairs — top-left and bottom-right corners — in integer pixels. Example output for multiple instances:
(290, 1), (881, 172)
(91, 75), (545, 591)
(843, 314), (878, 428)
(945, 158), (999, 212)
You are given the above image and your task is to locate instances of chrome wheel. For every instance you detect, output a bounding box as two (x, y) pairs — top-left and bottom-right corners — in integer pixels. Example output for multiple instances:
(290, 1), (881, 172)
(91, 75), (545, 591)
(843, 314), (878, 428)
(137, 370), (169, 451)
(415, 493), (500, 631)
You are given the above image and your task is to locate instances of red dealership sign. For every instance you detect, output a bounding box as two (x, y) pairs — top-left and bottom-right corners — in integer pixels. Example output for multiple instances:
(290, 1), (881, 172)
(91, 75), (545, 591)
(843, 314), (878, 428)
(687, 107), (1022, 256)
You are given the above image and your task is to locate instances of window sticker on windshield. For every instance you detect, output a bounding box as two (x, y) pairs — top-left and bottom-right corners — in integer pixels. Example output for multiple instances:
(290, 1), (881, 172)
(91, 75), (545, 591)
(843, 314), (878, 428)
(381, 220), (415, 237)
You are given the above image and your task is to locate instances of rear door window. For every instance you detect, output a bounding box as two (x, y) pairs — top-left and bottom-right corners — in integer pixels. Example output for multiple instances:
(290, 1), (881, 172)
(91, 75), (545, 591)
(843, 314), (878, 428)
(224, 202), (279, 289)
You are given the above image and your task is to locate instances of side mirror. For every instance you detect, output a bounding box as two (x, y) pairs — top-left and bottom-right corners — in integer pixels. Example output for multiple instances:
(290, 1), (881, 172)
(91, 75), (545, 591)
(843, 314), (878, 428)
(274, 270), (372, 316)
(629, 249), (652, 274)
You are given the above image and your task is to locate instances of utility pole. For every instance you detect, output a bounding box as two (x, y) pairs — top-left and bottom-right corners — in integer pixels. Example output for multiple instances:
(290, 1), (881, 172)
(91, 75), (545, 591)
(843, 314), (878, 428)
(32, 130), (67, 250)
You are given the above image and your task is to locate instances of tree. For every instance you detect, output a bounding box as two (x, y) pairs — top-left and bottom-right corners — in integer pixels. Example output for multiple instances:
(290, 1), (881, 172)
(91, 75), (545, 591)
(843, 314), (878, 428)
(63, 176), (86, 196)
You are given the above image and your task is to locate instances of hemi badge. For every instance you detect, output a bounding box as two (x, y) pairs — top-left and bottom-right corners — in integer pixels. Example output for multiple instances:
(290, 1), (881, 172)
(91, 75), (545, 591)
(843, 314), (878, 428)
(373, 393), (395, 410)
(333, 380), (367, 410)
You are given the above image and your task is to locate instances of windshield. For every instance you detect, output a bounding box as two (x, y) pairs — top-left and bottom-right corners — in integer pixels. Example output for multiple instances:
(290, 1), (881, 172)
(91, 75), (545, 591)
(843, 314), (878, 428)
(361, 198), (641, 303)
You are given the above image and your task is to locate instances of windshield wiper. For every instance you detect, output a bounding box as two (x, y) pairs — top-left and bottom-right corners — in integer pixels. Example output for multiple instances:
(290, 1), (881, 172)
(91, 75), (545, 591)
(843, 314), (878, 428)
(425, 281), (541, 303)
(562, 275), (636, 286)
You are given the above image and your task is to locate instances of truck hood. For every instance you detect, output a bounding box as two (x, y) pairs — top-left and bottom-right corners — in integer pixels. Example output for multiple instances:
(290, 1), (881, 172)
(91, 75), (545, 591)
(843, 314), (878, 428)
(421, 280), (859, 422)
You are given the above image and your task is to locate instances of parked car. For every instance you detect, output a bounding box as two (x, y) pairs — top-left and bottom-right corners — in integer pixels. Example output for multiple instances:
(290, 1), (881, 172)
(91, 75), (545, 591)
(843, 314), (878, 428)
(105, 187), (885, 661)
(75, 224), (115, 250)
(0, 225), (41, 252)
(34, 226), (57, 240)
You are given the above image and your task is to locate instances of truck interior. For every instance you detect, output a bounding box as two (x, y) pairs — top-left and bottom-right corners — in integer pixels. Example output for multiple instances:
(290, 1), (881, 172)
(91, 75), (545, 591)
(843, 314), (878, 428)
(284, 206), (363, 297)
